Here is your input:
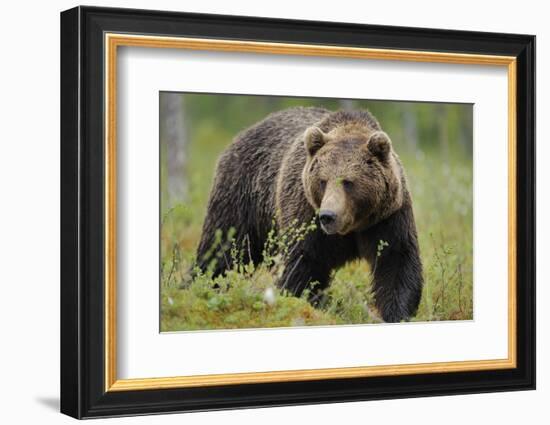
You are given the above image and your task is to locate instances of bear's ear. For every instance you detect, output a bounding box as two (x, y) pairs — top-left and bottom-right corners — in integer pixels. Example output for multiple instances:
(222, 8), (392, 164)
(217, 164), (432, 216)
(367, 131), (392, 160)
(304, 126), (328, 157)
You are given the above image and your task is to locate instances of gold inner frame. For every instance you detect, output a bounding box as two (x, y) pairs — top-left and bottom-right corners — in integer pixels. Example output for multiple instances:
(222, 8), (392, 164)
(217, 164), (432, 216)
(104, 33), (517, 392)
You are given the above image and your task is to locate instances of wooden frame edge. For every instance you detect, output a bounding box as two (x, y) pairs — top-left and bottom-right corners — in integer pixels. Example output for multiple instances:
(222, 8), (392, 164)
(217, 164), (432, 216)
(507, 59), (518, 369)
(108, 358), (516, 391)
(105, 32), (118, 390)
(104, 33), (518, 392)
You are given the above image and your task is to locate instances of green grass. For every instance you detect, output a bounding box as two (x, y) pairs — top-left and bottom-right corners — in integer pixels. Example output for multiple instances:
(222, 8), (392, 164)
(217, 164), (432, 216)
(160, 106), (473, 331)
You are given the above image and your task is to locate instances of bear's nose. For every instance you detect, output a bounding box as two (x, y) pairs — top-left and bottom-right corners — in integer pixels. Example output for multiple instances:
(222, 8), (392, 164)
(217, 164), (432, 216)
(319, 210), (337, 226)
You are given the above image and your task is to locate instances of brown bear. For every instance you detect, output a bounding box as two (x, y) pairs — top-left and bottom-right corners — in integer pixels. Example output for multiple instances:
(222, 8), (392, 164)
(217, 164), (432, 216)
(194, 106), (423, 322)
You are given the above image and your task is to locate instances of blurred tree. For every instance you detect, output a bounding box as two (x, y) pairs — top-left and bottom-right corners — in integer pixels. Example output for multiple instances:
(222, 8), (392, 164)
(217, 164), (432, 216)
(160, 93), (188, 207)
(402, 103), (419, 152)
(436, 104), (450, 161)
(339, 99), (356, 110)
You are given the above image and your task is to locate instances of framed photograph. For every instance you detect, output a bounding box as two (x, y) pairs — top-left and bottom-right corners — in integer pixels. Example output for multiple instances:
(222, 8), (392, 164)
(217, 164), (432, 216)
(60, 6), (535, 419)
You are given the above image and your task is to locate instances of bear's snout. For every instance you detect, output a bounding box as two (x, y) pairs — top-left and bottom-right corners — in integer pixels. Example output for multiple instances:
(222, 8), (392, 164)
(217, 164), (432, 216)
(319, 209), (337, 233)
(319, 210), (336, 229)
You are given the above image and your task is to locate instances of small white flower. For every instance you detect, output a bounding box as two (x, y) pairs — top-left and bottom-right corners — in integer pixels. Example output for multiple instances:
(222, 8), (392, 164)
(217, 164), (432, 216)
(263, 287), (276, 306)
(167, 297), (174, 306)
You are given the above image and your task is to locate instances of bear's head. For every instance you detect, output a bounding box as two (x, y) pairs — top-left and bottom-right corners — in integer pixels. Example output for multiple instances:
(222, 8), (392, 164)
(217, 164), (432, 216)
(302, 116), (404, 235)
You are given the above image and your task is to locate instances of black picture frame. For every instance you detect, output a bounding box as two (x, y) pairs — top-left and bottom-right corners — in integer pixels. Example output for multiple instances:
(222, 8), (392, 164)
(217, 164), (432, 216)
(61, 5), (535, 419)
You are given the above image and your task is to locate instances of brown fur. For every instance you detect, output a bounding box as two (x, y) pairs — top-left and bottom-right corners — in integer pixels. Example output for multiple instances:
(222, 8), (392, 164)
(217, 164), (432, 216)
(194, 107), (423, 322)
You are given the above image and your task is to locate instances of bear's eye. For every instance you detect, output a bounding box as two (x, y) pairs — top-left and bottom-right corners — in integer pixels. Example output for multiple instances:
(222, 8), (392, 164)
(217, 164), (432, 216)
(319, 179), (327, 191)
(366, 159), (374, 165)
(342, 180), (354, 191)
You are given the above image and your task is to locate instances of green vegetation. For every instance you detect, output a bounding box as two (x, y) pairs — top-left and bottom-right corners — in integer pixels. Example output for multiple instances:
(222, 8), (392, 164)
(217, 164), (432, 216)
(160, 94), (473, 331)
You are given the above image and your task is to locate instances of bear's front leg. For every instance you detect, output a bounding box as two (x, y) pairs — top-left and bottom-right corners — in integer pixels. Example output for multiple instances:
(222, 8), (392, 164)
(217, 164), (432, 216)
(279, 250), (331, 302)
(276, 232), (333, 303)
(277, 231), (356, 304)
(359, 204), (424, 323)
